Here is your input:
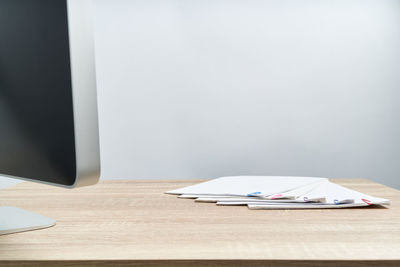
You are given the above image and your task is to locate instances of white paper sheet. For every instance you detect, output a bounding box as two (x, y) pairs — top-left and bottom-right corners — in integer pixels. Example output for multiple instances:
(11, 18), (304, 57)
(265, 180), (327, 200)
(298, 181), (390, 205)
(166, 176), (327, 197)
(247, 203), (374, 209)
(167, 176), (390, 210)
(178, 194), (237, 199)
(214, 181), (390, 207)
(197, 197), (313, 203)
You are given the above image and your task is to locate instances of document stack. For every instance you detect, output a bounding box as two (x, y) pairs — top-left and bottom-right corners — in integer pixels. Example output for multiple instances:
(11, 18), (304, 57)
(166, 176), (390, 209)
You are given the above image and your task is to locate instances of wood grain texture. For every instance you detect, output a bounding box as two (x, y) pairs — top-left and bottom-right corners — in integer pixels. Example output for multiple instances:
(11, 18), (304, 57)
(0, 179), (399, 266)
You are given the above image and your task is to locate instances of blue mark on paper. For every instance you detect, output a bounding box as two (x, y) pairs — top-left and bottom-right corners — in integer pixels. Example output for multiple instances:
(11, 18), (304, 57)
(247, 192), (262, 197)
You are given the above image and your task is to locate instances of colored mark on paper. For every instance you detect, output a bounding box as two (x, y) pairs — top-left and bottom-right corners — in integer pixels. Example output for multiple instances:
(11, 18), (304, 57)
(362, 199), (372, 205)
(271, 194), (283, 199)
(247, 192), (262, 197)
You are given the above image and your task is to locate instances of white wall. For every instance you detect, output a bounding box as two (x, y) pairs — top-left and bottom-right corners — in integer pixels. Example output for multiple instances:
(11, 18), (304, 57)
(94, 0), (400, 189)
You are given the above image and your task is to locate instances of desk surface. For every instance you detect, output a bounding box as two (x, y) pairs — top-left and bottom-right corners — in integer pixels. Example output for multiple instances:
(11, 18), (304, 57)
(0, 179), (399, 266)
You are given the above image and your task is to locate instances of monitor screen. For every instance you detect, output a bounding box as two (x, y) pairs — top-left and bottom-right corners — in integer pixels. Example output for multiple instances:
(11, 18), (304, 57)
(0, 0), (77, 186)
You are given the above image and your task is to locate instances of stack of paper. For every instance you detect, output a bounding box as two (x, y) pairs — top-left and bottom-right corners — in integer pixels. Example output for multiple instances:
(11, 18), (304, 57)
(165, 176), (390, 209)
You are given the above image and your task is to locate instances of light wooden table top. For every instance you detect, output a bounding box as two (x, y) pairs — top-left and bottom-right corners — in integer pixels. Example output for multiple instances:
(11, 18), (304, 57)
(0, 179), (399, 266)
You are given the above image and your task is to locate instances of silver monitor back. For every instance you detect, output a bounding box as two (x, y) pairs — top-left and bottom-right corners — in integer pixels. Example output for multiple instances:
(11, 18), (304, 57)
(0, 0), (100, 188)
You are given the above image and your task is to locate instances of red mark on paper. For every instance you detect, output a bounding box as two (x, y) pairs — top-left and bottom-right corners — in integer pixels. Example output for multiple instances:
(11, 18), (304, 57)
(362, 199), (372, 205)
(271, 194), (283, 199)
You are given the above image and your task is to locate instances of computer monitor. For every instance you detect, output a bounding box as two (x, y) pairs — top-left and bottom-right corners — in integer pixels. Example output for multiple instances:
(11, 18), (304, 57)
(0, 0), (100, 235)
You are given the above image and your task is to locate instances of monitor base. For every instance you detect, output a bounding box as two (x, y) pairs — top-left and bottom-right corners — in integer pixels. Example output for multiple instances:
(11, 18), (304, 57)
(0, 207), (56, 235)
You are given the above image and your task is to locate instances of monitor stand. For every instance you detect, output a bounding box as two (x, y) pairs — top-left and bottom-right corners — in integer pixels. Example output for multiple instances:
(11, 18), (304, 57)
(0, 207), (56, 235)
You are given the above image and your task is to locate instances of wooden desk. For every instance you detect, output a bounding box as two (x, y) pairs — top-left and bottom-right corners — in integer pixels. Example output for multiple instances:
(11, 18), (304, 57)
(0, 179), (399, 266)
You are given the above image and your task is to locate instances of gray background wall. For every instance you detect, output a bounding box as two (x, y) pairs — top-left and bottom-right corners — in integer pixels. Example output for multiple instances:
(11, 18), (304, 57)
(94, 0), (400, 189)
(1, 0), (399, 189)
